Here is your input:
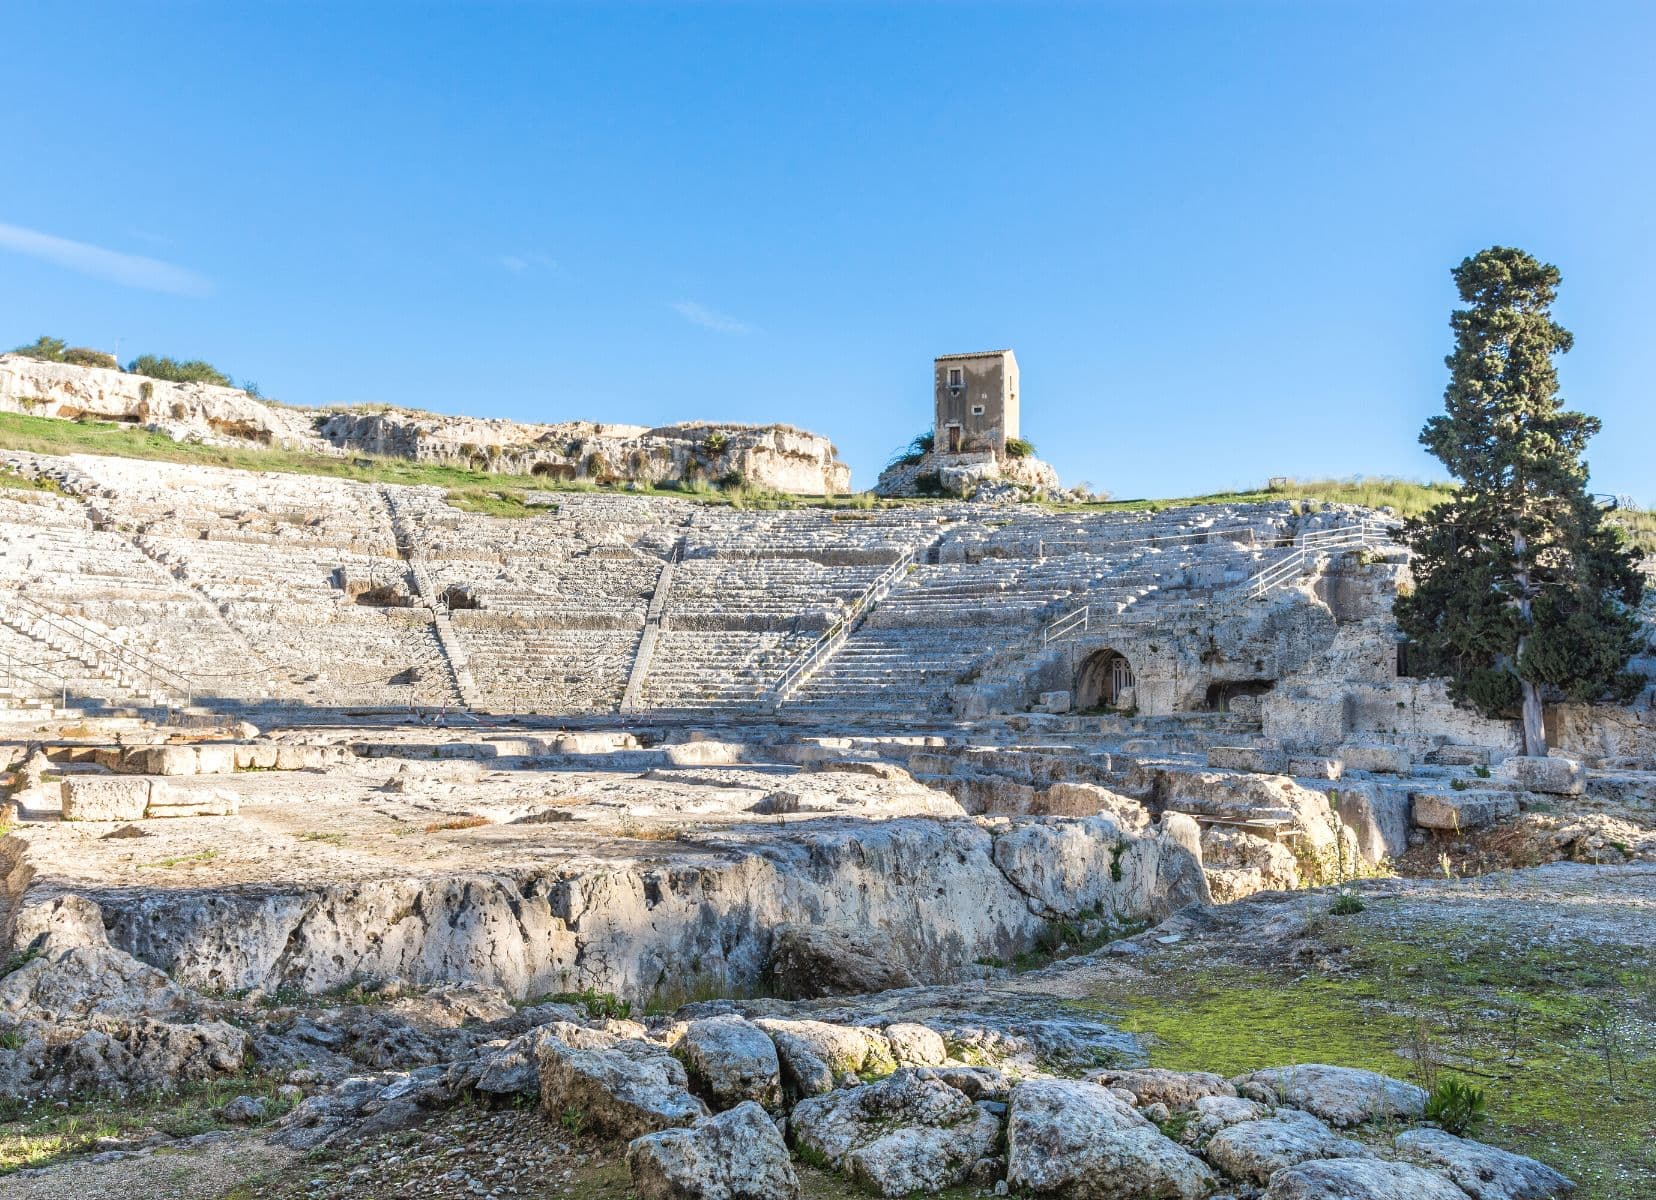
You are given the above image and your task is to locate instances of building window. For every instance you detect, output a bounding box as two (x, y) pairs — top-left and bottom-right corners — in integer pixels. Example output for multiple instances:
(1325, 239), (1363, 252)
(946, 367), (964, 393)
(970, 404), (985, 416)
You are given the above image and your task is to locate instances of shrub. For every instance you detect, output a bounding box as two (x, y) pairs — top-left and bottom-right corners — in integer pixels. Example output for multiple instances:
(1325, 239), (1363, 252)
(702, 430), (729, 454)
(887, 431), (934, 468)
(913, 470), (946, 497)
(9, 335), (68, 361)
(1004, 436), (1036, 458)
(126, 354), (232, 386)
(1424, 1079), (1486, 1135)
(63, 346), (119, 369)
(716, 469), (747, 491)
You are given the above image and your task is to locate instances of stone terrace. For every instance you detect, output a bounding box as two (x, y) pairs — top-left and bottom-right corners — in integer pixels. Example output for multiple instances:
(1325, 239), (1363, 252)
(1, 450), (1327, 719)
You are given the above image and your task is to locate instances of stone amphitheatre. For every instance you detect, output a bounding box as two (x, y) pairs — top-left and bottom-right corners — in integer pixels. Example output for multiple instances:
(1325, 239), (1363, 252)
(0, 352), (1650, 1199)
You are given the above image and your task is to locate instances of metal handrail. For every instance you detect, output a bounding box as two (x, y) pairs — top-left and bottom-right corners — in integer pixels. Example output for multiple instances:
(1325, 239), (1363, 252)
(7, 592), (194, 704)
(766, 537), (934, 703)
(1036, 518), (1398, 644)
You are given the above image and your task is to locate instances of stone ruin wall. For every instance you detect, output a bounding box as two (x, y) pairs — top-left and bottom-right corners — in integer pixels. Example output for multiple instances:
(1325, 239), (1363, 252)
(0, 355), (851, 495)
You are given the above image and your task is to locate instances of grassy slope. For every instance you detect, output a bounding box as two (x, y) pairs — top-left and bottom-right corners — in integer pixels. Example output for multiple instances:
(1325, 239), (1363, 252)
(1083, 907), (1653, 1200)
(2, 412), (1652, 550)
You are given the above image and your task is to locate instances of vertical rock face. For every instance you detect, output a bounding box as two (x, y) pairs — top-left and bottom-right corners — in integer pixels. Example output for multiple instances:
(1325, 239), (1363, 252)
(78, 816), (1194, 1002)
(0, 354), (321, 447)
(0, 355), (851, 494)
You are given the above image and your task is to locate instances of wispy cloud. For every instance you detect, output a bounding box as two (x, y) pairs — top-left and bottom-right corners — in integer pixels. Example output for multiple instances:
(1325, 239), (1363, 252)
(672, 300), (754, 335)
(498, 253), (557, 273)
(0, 221), (212, 296)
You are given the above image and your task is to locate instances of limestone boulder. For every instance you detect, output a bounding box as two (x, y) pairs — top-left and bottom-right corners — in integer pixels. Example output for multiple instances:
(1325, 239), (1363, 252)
(1088, 1067), (1236, 1109)
(1338, 744), (1412, 775)
(1412, 790), (1520, 832)
(146, 780), (239, 817)
(536, 1031), (708, 1138)
(471, 1031), (541, 1097)
(1187, 1094), (1272, 1140)
(1394, 1128), (1575, 1200)
(1202, 1108), (1366, 1183)
(1237, 1065), (1426, 1126)
(1199, 826), (1299, 899)
(767, 924), (917, 999)
(0, 945), (196, 1024)
(627, 1100), (800, 1200)
(882, 1022), (947, 1067)
(60, 775), (151, 821)
(1330, 781), (1410, 862)
(753, 1019), (896, 1098)
(1207, 746), (1289, 775)
(1263, 1157), (1469, 1199)
(1005, 1079), (1216, 1199)
(46, 1017), (249, 1098)
(674, 1014), (782, 1111)
(1501, 756), (1586, 796)
(789, 1069), (1001, 1198)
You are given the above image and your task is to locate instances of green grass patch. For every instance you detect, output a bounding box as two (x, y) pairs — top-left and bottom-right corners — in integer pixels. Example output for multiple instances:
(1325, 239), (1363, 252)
(0, 463), (61, 494)
(443, 486), (543, 518)
(0, 1071), (299, 1174)
(0, 410), (886, 510)
(1048, 476), (1458, 518)
(1077, 916), (1652, 1199)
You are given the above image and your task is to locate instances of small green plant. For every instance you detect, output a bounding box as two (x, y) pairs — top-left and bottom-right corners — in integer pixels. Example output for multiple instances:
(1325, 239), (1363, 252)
(1004, 436), (1036, 457)
(1474, 764), (1491, 778)
(547, 988), (632, 1021)
(1424, 1078), (1486, 1135)
(558, 1106), (587, 1135)
(793, 1142), (834, 1171)
(0, 1028), (23, 1051)
(1109, 842), (1126, 883)
(1329, 890), (1366, 916)
(701, 430), (729, 454)
(1450, 777), (1469, 791)
(126, 354), (232, 386)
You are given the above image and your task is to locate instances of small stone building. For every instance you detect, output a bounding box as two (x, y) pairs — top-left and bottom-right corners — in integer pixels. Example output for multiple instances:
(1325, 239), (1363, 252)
(935, 350), (1019, 455)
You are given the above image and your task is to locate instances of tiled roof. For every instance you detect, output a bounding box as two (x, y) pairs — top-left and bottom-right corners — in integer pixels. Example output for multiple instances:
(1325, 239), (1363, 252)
(934, 349), (1014, 362)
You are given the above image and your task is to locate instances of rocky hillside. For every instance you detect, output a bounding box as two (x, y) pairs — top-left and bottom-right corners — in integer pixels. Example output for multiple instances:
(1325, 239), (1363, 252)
(0, 355), (850, 495)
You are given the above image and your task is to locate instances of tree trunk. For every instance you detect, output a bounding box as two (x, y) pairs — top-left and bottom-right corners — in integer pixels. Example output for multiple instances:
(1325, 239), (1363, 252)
(1513, 529), (1548, 757)
(1520, 674), (1548, 757)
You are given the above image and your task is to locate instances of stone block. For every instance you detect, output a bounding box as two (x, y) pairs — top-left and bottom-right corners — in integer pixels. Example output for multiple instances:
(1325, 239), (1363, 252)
(1290, 757), (1343, 781)
(1502, 755), (1585, 796)
(1426, 744), (1491, 767)
(127, 744), (200, 776)
(663, 741), (743, 766)
(1206, 746), (1289, 775)
(146, 781), (239, 818)
(1331, 782), (1410, 861)
(1411, 790), (1519, 831)
(61, 775), (152, 821)
(1337, 743), (1411, 775)
(1035, 690), (1072, 714)
(193, 744), (237, 775)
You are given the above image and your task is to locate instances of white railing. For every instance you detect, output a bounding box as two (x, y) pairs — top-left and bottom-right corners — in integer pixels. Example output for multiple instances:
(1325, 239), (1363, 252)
(1042, 605), (1090, 646)
(1036, 519), (1397, 645)
(1236, 520), (1394, 604)
(765, 538), (935, 706)
(4, 592), (196, 707)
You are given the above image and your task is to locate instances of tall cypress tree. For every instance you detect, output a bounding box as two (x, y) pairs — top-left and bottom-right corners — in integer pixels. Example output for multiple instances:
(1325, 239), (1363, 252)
(1396, 246), (1646, 756)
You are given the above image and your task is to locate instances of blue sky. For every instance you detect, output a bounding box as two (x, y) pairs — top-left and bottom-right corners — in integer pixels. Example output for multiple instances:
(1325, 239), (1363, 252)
(3, 1), (1652, 499)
